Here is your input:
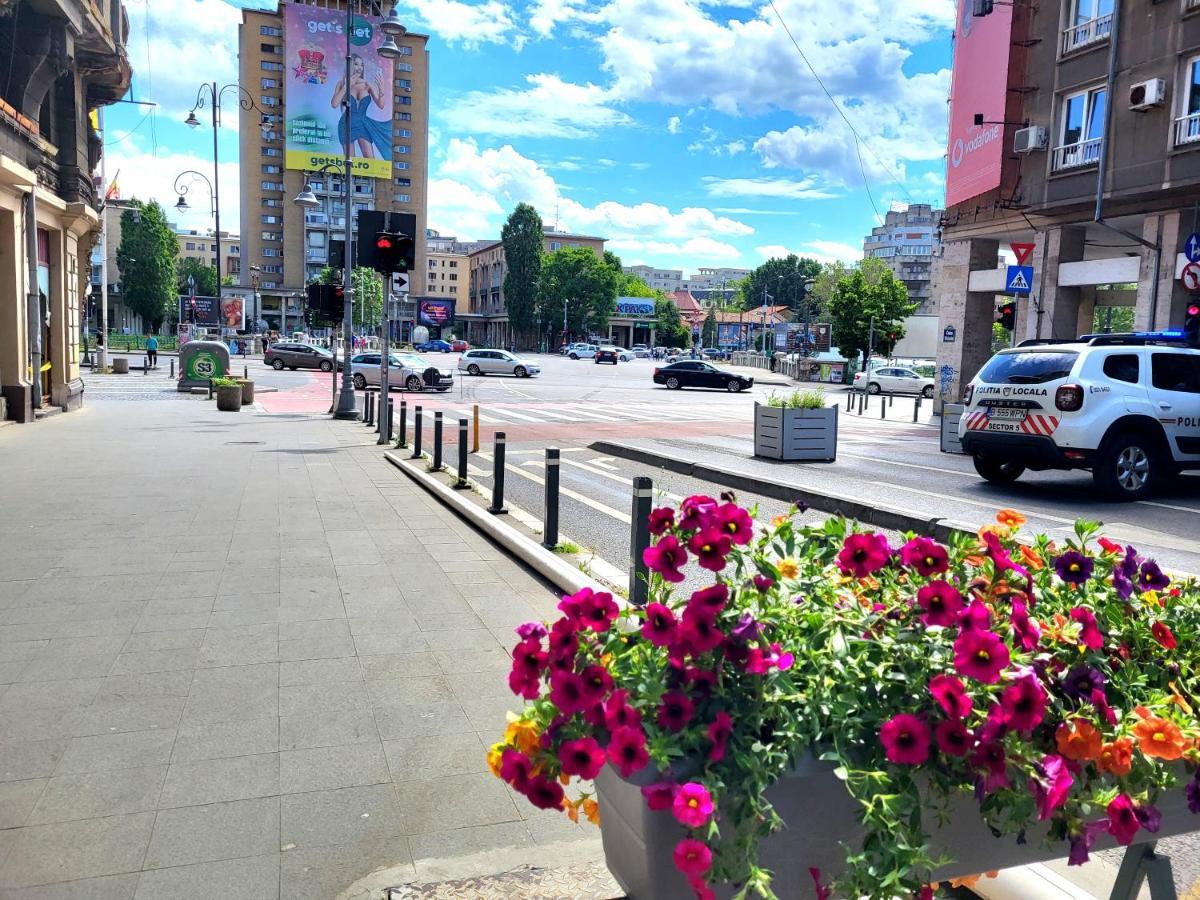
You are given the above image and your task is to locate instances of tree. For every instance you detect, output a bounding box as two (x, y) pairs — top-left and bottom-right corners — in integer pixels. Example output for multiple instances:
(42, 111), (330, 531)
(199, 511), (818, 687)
(178, 257), (218, 298)
(809, 261), (849, 321)
(827, 264), (918, 366)
(537, 247), (618, 339)
(701, 307), (718, 347)
(315, 266), (383, 331)
(116, 200), (177, 330)
(501, 202), (543, 346)
(738, 255), (823, 313)
(654, 298), (690, 348)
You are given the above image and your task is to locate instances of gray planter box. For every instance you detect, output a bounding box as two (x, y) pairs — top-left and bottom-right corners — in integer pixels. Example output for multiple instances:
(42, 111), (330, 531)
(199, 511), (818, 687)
(941, 402), (965, 454)
(596, 759), (1196, 900)
(753, 404), (837, 461)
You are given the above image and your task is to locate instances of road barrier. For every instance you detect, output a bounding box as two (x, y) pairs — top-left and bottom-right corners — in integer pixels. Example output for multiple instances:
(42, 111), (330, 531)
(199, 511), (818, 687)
(379, 398), (393, 446)
(488, 432), (507, 514)
(433, 411), (444, 471)
(456, 419), (469, 487)
(412, 406), (423, 459)
(913, 396), (921, 423)
(364, 392), (375, 428)
(630, 476), (653, 606)
(396, 400), (408, 449)
(472, 404), (480, 453)
(542, 447), (560, 549)
(170, 359), (175, 378)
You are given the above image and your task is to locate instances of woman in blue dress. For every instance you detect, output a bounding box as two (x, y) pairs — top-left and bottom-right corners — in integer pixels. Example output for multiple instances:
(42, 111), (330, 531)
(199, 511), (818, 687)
(331, 54), (390, 160)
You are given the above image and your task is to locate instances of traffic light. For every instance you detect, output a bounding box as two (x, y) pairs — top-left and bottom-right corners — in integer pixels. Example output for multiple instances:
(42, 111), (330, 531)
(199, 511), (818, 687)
(997, 302), (1016, 331)
(1185, 300), (1200, 348)
(972, 0), (994, 15)
(305, 283), (345, 319)
(372, 231), (414, 275)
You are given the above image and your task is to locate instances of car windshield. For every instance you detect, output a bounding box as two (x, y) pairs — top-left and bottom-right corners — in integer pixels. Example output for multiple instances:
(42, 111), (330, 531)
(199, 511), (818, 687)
(978, 351), (1079, 384)
(399, 354), (428, 368)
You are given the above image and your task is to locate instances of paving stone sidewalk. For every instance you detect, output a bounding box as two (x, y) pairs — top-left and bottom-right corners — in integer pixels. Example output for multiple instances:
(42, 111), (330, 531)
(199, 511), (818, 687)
(0, 396), (601, 899)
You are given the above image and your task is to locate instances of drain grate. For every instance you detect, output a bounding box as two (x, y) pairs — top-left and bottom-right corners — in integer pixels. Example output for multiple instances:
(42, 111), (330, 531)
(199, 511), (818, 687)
(383, 862), (622, 900)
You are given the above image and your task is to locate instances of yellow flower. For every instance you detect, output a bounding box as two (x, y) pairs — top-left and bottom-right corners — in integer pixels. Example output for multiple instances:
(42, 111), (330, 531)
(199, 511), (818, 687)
(487, 743), (505, 778)
(504, 719), (540, 756)
(771, 514), (790, 528)
(582, 797), (601, 826)
(777, 558), (799, 579)
(996, 509), (1026, 529)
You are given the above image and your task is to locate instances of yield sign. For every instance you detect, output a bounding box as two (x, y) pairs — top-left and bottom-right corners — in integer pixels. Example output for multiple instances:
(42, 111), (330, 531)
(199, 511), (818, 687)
(1010, 242), (1035, 265)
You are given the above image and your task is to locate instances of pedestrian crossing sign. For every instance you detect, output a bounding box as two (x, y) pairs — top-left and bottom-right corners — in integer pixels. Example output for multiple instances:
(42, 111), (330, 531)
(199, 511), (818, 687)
(1005, 265), (1033, 294)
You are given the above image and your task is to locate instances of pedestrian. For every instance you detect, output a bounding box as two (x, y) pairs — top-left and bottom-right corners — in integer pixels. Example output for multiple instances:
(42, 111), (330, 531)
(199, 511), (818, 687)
(145, 333), (158, 369)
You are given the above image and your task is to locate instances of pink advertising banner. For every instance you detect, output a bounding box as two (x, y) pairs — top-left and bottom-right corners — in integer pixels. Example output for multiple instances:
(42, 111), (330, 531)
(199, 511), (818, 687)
(945, 0), (1013, 208)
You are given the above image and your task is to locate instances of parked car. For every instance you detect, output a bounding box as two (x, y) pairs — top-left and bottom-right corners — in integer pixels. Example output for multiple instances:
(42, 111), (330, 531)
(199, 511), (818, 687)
(349, 351), (453, 392)
(568, 344), (600, 360)
(264, 342), (337, 372)
(631, 344), (651, 359)
(700, 347), (725, 360)
(450, 339), (470, 352)
(562, 342), (590, 356)
(653, 361), (754, 392)
(853, 366), (935, 397)
(595, 347), (620, 365)
(415, 339), (453, 353)
(458, 349), (540, 378)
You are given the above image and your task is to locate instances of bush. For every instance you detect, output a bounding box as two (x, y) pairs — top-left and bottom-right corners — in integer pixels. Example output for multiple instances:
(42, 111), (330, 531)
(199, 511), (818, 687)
(211, 377), (240, 388)
(766, 388), (826, 409)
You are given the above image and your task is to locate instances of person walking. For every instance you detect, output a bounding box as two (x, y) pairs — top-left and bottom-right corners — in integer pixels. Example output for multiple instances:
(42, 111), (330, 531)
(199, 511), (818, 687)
(146, 333), (158, 369)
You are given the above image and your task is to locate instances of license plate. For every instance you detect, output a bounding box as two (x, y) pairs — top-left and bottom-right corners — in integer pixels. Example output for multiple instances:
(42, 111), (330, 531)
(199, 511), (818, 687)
(985, 407), (1026, 420)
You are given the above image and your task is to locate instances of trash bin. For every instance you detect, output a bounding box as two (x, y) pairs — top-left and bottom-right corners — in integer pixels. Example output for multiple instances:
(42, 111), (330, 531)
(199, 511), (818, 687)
(178, 341), (232, 393)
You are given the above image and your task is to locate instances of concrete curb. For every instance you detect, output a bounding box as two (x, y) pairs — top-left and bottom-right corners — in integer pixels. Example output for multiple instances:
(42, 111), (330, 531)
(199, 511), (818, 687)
(383, 451), (607, 598)
(590, 439), (974, 540)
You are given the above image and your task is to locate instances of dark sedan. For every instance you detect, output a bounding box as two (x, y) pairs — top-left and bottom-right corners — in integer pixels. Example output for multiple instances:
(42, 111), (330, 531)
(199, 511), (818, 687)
(653, 361), (753, 392)
(595, 347), (620, 365)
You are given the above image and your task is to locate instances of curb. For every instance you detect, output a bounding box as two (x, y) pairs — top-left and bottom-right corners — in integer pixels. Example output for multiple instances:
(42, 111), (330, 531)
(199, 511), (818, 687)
(383, 452), (607, 598)
(590, 439), (974, 540)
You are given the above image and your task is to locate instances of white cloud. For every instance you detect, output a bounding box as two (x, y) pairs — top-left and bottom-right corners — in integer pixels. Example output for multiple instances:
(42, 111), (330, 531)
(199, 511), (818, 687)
(528, 0), (587, 37)
(608, 236), (743, 260)
(667, 115), (681, 134)
(104, 145), (241, 235)
(440, 74), (630, 138)
(724, 140), (747, 155)
(754, 239), (863, 264)
(702, 176), (839, 200)
(393, 0), (523, 49)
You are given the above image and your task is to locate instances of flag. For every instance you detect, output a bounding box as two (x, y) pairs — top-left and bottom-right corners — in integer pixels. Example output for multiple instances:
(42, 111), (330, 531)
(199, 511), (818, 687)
(89, 109), (99, 133)
(104, 171), (120, 201)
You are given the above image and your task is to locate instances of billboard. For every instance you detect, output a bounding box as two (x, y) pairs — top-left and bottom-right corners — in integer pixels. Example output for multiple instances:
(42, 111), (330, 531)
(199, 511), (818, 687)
(179, 295), (245, 330)
(615, 298), (655, 317)
(284, 6), (393, 180)
(944, 0), (1013, 208)
(418, 298), (454, 327)
(717, 323), (745, 347)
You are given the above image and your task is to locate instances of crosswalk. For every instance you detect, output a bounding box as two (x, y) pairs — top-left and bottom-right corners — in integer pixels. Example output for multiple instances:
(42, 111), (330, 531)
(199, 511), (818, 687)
(80, 372), (184, 401)
(391, 398), (757, 427)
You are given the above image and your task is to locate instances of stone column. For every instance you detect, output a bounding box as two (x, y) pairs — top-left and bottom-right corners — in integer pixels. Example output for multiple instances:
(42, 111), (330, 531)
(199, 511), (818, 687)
(1136, 211), (1189, 332)
(934, 238), (999, 410)
(1031, 226), (1086, 341)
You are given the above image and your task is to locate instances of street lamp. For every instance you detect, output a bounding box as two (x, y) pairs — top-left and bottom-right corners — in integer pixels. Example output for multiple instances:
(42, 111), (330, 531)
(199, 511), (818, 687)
(184, 82), (259, 313)
(248, 265), (261, 333)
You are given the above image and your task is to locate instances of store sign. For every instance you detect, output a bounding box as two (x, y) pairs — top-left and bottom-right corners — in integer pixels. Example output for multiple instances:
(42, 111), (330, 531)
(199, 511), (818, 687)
(178, 296), (245, 329)
(615, 298), (655, 316)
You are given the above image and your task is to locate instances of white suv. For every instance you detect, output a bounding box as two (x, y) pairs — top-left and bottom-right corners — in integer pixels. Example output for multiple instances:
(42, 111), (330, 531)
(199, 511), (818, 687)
(959, 335), (1200, 500)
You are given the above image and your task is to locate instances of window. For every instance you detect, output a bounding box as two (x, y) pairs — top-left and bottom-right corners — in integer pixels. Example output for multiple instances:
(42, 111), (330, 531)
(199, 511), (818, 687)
(449, 274), (457, 281)
(1151, 353), (1200, 392)
(394, 128), (411, 138)
(396, 96), (411, 106)
(549, 241), (561, 251)
(394, 177), (411, 187)
(260, 25), (281, 36)
(262, 147), (281, 157)
(261, 231), (281, 242)
(260, 113), (279, 125)
(394, 194), (411, 203)
(263, 248), (280, 257)
(396, 62), (413, 72)
(1102, 354), (1140, 383)
(262, 264), (282, 274)
(230, 245), (240, 255)
(262, 198), (281, 208)
(261, 181), (283, 191)
(1176, 56), (1200, 146)
(260, 43), (279, 54)
(978, 351), (1078, 384)
(449, 260), (457, 268)
(395, 161), (410, 170)
(396, 145), (410, 154)
(262, 215), (279, 224)
(184, 242), (195, 250)
(395, 79), (412, 90)
(873, 247), (896, 258)
(261, 61), (283, 72)
(1062, 0), (1113, 53)
(261, 78), (279, 89)
(397, 112), (412, 121)
(262, 165), (280, 174)
(1053, 87), (1105, 171)
(261, 96), (279, 107)
(397, 45), (412, 55)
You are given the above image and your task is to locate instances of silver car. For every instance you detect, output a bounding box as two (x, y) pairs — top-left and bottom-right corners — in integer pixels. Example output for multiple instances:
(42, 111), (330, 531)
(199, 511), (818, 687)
(349, 351), (453, 392)
(853, 366), (935, 397)
(265, 341), (335, 372)
(458, 349), (540, 378)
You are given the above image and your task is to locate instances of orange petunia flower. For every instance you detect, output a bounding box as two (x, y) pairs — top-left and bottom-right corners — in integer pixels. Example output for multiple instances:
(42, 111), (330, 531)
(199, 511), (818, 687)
(978, 523), (1008, 541)
(504, 719), (541, 756)
(996, 509), (1026, 529)
(1097, 738), (1133, 776)
(1132, 716), (1187, 760)
(1019, 545), (1045, 571)
(778, 558), (800, 579)
(487, 743), (505, 778)
(771, 514), (790, 529)
(1056, 720), (1103, 761)
(562, 795), (580, 823)
(582, 797), (601, 825)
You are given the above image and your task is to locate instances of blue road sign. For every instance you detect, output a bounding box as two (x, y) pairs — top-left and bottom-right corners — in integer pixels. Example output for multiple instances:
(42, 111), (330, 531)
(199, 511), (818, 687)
(1185, 232), (1200, 263)
(1005, 265), (1033, 294)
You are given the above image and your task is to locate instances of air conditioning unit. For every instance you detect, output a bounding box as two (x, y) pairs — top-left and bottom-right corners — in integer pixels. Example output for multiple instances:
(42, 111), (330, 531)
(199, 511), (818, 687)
(1013, 126), (1048, 154)
(1129, 78), (1166, 111)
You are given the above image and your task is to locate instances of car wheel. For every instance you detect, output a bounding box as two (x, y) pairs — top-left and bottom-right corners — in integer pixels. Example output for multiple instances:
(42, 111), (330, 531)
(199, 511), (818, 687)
(352, 373), (366, 390)
(972, 456), (1025, 485)
(271, 358), (285, 370)
(666, 376), (681, 390)
(922, 385), (934, 399)
(514, 366), (527, 378)
(319, 360), (333, 372)
(726, 379), (742, 393)
(569, 353), (579, 360)
(1093, 431), (1158, 501)
(406, 375), (423, 392)
(868, 382), (881, 394)
(467, 364), (481, 376)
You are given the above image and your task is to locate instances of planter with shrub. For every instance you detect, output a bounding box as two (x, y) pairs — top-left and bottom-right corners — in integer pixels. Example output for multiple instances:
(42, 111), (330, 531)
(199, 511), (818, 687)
(213, 377), (242, 412)
(754, 389), (837, 462)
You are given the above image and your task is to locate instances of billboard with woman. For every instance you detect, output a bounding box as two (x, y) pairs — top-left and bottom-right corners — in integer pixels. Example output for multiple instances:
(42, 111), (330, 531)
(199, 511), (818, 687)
(284, 5), (393, 180)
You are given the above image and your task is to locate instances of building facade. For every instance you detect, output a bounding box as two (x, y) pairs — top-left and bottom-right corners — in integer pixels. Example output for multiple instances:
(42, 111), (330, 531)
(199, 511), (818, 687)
(623, 264), (683, 293)
(0, 0), (132, 422)
(426, 249), (467, 310)
(862, 203), (942, 314)
(463, 228), (606, 348)
(237, 0), (429, 333)
(935, 0), (1200, 403)
(174, 227), (241, 281)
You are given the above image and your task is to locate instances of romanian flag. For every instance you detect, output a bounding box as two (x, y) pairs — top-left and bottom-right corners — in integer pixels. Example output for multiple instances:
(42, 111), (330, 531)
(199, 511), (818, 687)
(104, 172), (120, 201)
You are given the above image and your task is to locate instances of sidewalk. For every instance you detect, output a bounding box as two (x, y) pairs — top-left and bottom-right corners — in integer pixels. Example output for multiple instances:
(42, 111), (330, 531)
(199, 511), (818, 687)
(0, 397), (606, 898)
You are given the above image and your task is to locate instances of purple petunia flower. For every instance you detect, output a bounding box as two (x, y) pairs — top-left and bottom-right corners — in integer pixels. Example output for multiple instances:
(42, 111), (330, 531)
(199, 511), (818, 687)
(1061, 664), (1105, 703)
(730, 613), (762, 643)
(1139, 560), (1170, 592)
(1054, 550), (1094, 585)
(1186, 777), (1200, 815)
(1113, 546), (1142, 599)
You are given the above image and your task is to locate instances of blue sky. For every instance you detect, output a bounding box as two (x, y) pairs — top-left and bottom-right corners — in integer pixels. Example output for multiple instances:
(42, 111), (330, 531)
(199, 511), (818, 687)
(106, 0), (955, 276)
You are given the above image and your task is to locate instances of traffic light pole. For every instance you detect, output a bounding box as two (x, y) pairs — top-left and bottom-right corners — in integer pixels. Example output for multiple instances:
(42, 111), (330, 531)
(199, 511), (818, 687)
(333, 4), (358, 421)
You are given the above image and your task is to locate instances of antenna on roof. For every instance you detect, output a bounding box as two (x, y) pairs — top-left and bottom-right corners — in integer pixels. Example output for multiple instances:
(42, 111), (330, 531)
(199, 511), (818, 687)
(554, 202), (560, 232)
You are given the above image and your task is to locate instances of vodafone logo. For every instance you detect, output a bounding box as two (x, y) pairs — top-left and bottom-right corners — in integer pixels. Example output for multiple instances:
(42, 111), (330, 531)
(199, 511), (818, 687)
(950, 125), (1001, 169)
(951, 139), (965, 168)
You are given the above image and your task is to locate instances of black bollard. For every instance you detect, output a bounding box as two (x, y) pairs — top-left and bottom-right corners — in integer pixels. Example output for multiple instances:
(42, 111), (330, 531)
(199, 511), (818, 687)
(170, 358), (175, 379)
(913, 396), (921, 423)
(456, 419), (468, 486)
(381, 398), (394, 444)
(542, 448), (560, 549)
(396, 400), (407, 448)
(488, 432), (507, 514)
(629, 476), (653, 606)
(433, 411), (443, 471)
(412, 406), (423, 459)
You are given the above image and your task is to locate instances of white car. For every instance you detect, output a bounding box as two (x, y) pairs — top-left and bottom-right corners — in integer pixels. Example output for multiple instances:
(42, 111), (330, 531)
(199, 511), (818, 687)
(568, 344), (600, 360)
(631, 344), (651, 358)
(959, 333), (1200, 499)
(458, 349), (540, 378)
(609, 346), (635, 362)
(853, 366), (934, 398)
(349, 351), (453, 392)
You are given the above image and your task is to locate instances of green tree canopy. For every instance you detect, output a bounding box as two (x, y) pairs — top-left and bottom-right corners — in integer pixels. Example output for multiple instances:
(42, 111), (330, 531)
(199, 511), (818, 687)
(116, 200), (178, 329)
(537, 247), (619, 340)
(738, 255), (823, 313)
(178, 257), (218, 298)
(313, 266), (384, 331)
(502, 203), (544, 345)
(653, 298), (690, 347)
(701, 307), (718, 347)
(827, 262), (917, 365)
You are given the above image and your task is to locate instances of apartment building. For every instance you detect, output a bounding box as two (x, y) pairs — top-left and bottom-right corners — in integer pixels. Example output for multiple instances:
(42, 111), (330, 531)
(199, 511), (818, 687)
(935, 0), (1200, 402)
(862, 203), (942, 314)
(684, 266), (750, 306)
(0, 0), (132, 422)
(426, 250), (467, 310)
(623, 264), (683, 293)
(237, 0), (429, 333)
(175, 228), (241, 281)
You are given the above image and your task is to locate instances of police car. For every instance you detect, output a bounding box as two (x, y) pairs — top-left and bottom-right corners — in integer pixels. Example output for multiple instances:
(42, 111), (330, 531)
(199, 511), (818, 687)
(959, 331), (1200, 500)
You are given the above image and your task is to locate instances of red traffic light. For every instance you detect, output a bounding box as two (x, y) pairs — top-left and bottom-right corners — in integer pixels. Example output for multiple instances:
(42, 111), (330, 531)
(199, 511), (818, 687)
(1189, 304), (1200, 316)
(376, 236), (393, 250)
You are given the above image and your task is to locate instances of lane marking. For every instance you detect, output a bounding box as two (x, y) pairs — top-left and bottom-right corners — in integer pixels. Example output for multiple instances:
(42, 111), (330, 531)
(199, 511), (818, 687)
(505, 460), (631, 523)
(1137, 500), (1200, 515)
(867, 481), (1077, 525)
(557, 456), (685, 502)
(839, 450), (971, 477)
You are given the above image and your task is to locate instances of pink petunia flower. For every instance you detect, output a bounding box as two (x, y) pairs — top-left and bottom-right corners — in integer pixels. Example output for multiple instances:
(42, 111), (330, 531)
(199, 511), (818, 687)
(707, 711), (733, 762)
(713, 502), (754, 545)
(678, 608), (725, 656)
(526, 775), (566, 810)
(1069, 607), (1104, 650)
(559, 737), (606, 780)
(959, 599), (992, 632)
(657, 691), (695, 732)
(641, 603), (678, 647)
(578, 591), (619, 632)
(837, 532), (892, 578)
(579, 664), (613, 706)
(608, 726), (650, 778)
(1000, 674), (1047, 733)
(929, 674), (973, 720)
(917, 581), (964, 627)
(970, 740), (1010, 794)
(641, 781), (678, 811)
(673, 838), (713, 878)
(500, 749), (533, 793)
(1030, 753), (1073, 820)
(688, 583), (729, 620)
(752, 575), (775, 593)
(644, 535), (688, 583)
(688, 528), (732, 573)
(604, 689), (641, 732)
(880, 713), (931, 765)
(678, 496), (719, 533)
(1106, 794), (1140, 845)
(953, 629), (1011, 684)
(1010, 598), (1041, 652)
(648, 506), (675, 536)
(672, 782), (714, 828)
(899, 536), (950, 576)
(549, 670), (590, 714)
(935, 719), (974, 757)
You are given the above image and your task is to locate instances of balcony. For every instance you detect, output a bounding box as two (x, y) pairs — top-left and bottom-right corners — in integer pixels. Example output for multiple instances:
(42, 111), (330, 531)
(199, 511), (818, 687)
(1174, 113), (1200, 147)
(1061, 15), (1112, 55)
(1051, 137), (1103, 172)
(305, 248), (326, 261)
(1186, 0), (1200, 13)
(304, 213), (328, 226)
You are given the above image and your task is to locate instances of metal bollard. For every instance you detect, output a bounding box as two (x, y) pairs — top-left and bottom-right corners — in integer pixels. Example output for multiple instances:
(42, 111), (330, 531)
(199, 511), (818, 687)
(412, 406), (423, 458)
(374, 393), (382, 434)
(630, 476), (653, 606)
(888, 393), (894, 409)
(170, 358), (175, 379)
(542, 448), (560, 549)
(488, 432), (507, 514)
(880, 396), (887, 419)
(396, 400), (408, 448)
(913, 396), (921, 423)
(433, 411), (443, 471)
(244, 365), (248, 379)
(385, 399), (394, 441)
(456, 419), (468, 486)
(143, 357), (148, 375)
(363, 391), (373, 427)
(472, 404), (480, 453)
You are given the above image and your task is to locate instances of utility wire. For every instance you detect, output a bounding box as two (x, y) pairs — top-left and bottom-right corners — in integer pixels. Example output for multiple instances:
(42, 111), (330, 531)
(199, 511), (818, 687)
(766, 0), (915, 205)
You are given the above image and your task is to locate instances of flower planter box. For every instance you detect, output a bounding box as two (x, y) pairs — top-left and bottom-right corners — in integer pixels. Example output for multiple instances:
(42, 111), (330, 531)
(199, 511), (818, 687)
(595, 760), (1196, 900)
(753, 404), (837, 461)
(236, 379), (254, 405)
(215, 384), (242, 412)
